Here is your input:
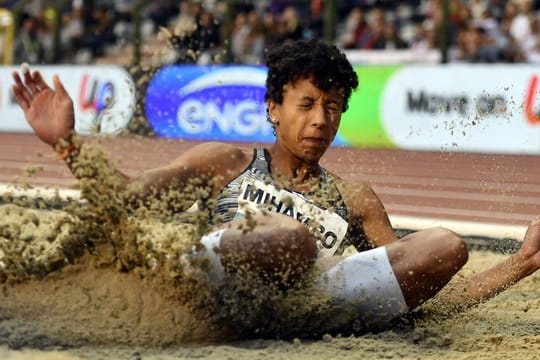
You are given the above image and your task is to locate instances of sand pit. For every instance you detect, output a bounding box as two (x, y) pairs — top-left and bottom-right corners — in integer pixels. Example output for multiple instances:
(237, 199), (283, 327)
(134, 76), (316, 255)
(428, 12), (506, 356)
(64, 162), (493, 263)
(0, 201), (539, 359)
(0, 141), (538, 359)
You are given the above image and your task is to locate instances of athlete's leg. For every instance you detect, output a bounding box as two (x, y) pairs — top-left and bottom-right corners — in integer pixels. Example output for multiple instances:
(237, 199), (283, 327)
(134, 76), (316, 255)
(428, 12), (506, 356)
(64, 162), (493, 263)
(315, 227), (468, 332)
(197, 212), (318, 285)
(385, 227), (468, 309)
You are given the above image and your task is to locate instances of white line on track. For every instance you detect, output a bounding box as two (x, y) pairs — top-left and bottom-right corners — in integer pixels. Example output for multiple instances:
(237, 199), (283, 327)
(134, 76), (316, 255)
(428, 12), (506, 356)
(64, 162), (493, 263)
(389, 215), (526, 242)
(0, 183), (81, 200)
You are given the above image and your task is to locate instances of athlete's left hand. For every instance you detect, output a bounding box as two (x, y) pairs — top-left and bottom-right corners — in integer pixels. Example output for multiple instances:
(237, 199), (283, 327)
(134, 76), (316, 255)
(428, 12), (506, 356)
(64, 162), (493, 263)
(516, 215), (540, 276)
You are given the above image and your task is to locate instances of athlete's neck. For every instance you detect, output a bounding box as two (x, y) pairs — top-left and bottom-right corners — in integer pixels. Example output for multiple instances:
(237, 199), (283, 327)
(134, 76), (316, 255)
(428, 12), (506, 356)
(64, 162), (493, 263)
(267, 145), (321, 185)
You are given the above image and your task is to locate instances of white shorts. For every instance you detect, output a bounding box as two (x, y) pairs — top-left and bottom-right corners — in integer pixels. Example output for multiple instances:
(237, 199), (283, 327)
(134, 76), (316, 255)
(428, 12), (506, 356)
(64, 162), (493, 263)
(199, 230), (408, 332)
(199, 229), (227, 283)
(315, 246), (408, 332)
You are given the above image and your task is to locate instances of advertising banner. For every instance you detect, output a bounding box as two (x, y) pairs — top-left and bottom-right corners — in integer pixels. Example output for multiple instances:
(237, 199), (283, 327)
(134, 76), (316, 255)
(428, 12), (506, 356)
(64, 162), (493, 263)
(381, 66), (540, 153)
(145, 64), (540, 154)
(0, 65), (135, 134)
(145, 65), (278, 143)
(7, 64), (531, 154)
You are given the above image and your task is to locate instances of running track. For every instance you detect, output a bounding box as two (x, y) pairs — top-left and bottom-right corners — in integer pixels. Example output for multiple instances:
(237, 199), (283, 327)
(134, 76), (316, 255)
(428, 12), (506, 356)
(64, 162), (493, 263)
(1, 132), (539, 232)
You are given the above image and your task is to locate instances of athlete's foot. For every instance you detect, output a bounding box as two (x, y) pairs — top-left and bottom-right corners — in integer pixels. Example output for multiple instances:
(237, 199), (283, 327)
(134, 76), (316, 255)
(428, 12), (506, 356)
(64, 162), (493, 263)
(516, 215), (540, 276)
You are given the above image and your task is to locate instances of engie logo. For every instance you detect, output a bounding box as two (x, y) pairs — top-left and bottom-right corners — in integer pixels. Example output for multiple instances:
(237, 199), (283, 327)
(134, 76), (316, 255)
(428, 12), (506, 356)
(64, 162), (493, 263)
(524, 75), (540, 125)
(78, 74), (114, 113)
(145, 65), (274, 142)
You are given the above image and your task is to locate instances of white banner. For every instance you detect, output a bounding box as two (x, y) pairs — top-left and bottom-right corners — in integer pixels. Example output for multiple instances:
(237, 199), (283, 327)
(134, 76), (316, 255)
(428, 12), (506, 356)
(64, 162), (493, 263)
(380, 65), (540, 154)
(0, 65), (135, 134)
(345, 49), (440, 65)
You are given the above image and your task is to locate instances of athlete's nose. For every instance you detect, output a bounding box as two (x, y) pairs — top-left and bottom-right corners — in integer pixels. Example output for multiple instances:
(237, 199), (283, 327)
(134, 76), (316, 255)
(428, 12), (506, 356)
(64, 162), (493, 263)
(310, 104), (328, 129)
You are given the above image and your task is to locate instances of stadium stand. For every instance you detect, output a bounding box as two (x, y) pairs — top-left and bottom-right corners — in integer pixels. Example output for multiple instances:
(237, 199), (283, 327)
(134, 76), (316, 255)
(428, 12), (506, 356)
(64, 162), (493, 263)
(2, 0), (540, 65)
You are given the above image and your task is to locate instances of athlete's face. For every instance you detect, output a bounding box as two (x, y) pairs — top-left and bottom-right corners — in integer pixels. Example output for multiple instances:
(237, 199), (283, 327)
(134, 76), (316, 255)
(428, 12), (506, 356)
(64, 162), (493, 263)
(269, 77), (344, 163)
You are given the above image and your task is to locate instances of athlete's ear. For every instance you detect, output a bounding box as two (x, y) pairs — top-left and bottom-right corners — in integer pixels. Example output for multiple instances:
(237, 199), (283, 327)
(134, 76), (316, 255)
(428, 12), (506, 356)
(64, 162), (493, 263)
(267, 99), (280, 123)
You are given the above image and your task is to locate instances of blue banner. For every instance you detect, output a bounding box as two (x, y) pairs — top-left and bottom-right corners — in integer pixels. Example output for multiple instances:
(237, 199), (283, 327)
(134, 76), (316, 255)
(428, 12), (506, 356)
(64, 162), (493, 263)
(145, 65), (277, 142)
(145, 65), (348, 145)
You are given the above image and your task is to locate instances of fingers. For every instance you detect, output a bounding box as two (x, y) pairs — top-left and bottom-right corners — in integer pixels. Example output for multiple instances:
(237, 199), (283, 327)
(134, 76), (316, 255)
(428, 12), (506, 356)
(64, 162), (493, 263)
(12, 66), (57, 111)
(13, 65), (51, 95)
(52, 74), (68, 97)
(23, 67), (39, 95)
(33, 70), (51, 92)
(12, 84), (29, 110)
(11, 72), (32, 108)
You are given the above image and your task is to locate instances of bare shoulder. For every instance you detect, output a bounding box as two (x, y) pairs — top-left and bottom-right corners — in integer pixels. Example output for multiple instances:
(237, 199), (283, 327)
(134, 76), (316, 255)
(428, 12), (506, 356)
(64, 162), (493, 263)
(327, 171), (370, 197)
(333, 177), (381, 215)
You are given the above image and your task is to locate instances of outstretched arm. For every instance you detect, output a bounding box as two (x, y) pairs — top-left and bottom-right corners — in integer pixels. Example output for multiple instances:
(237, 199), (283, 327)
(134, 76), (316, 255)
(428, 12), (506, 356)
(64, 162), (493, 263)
(12, 67), (136, 198)
(11, 67), (248, 211)
(442, 215), (540, 308)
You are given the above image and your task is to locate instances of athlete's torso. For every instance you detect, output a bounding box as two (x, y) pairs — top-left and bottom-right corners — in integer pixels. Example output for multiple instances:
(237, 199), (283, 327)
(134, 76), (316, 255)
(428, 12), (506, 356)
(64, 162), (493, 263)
(214, 148), (369, 256)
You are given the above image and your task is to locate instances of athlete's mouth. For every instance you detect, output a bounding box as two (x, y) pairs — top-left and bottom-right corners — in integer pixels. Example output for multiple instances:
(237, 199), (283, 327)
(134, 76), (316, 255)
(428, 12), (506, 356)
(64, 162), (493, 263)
(302, 137), (327, 145)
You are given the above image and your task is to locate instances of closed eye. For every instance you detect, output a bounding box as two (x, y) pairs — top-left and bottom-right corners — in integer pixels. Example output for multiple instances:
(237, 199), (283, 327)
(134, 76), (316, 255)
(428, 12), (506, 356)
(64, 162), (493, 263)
(327, 102), (341, 113)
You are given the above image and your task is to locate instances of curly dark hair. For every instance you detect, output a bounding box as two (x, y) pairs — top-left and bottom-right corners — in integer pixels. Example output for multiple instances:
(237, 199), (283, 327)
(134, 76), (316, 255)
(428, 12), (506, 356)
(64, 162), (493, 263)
(264, 39), (359, 113)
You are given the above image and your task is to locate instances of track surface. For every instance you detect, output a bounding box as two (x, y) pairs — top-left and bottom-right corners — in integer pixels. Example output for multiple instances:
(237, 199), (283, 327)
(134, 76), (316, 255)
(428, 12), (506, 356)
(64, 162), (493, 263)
(1, 132), (539, 227)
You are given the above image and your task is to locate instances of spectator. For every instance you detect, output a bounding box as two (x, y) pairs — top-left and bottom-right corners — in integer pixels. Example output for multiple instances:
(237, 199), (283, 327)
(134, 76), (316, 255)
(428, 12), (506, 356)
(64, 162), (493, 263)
(147, 0), (180, 28)
(509, 0), (532, 46)
(275, 6), (304, 43)
(410, 21), (438, 50)
(382, 22), (408, 49)
(231, 12), (251, 63)
(241, 11), (266, 64)
(61, 6), (85, 59)
(7, 0), (540, 65)
(82, 5), (117, 57)
(13, 13), (45, 64)
(38, 8), (56, 63)
(262, 10), (279, 48)
(521, 15), (540, 61)
(453, 24), (499, 62)
(194, 9), (220, 50)
(305, 0), (324, 39)
(497, 2), (527, 62)
(356, 8), (387, 49)
(336, 7), (367, 49)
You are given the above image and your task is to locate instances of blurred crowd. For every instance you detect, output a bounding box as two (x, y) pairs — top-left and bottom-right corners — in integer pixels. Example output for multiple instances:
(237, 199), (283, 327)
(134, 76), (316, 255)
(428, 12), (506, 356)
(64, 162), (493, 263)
(3, 0), (540, 65)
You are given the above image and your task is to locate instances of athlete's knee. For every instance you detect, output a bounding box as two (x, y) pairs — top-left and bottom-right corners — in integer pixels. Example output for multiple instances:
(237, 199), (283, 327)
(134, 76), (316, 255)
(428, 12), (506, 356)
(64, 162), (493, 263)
(254, 212), (317, 260)
(291, 221), (318, 259)
(430, 227), (468, 269)
(216, 214), (317, 285)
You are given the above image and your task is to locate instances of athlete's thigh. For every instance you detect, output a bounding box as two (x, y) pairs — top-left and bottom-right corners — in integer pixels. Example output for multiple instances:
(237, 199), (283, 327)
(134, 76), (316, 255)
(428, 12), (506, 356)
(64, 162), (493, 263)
(385, 227), (468, 309)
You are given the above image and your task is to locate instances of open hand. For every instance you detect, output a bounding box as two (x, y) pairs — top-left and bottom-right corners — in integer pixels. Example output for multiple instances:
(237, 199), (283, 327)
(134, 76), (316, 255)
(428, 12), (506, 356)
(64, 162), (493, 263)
(12, 67), (75, 147)
(518, 215), (540, 275)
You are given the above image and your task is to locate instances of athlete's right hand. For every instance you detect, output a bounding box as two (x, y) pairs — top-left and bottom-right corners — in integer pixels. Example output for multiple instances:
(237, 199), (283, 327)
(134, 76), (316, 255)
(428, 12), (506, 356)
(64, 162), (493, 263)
(12, 67), (75, 148)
